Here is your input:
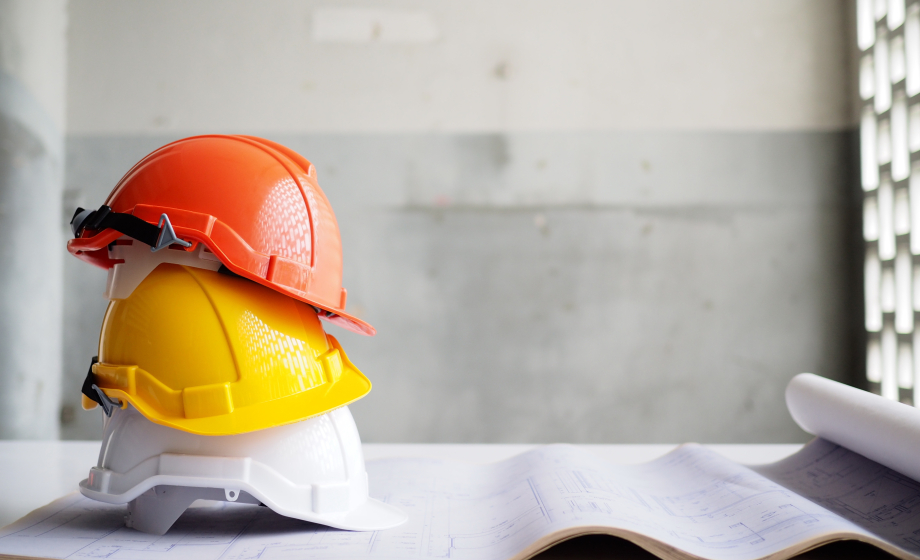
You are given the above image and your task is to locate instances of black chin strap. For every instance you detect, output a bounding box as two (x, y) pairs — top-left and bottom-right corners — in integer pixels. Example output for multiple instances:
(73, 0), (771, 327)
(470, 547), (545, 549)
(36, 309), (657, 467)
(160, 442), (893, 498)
(71, 205), (159, 246)
(71, 205), (191, 252)
(81, 356), (121, 417)
(80, 356), (100, 406)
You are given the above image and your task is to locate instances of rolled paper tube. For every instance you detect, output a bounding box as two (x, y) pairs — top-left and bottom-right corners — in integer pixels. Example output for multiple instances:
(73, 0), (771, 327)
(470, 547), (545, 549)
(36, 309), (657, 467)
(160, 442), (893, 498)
(786, 373), (920, 482)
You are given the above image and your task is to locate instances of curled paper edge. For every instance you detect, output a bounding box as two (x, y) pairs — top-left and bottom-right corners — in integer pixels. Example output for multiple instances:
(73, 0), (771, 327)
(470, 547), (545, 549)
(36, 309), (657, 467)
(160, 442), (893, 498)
(786, 373), (920, 482)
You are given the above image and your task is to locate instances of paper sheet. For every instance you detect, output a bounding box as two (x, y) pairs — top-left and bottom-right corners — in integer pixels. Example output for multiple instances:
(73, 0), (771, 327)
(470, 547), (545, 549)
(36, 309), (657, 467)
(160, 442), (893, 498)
(786, 373), (920, 483)
(755, 438), (920, 553)
(1, 442), (915, 560)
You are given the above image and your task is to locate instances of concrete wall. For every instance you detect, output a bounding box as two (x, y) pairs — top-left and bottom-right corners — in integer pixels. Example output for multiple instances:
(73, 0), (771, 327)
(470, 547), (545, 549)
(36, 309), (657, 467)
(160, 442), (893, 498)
(0, 0), (67, 439)
(61, 0), (861, 443)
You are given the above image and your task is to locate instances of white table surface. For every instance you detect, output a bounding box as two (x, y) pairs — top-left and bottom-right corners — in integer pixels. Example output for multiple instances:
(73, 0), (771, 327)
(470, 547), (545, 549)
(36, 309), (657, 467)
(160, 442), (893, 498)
(0, 440), (802, 531)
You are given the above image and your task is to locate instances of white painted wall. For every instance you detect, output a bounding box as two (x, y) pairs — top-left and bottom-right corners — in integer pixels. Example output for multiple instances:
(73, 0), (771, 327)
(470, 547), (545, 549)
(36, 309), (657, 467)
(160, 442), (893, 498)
(0, 0), (67, 130)
(68, 0), (855, 135)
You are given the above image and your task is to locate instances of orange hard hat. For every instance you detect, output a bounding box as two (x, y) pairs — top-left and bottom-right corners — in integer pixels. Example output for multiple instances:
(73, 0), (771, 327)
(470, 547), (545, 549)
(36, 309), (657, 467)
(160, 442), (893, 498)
(67, 135), (374, 336)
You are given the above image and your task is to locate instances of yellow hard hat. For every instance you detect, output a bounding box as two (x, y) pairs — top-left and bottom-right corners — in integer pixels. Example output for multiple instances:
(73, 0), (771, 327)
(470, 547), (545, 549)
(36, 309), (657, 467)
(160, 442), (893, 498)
(82, 263), (371, 435)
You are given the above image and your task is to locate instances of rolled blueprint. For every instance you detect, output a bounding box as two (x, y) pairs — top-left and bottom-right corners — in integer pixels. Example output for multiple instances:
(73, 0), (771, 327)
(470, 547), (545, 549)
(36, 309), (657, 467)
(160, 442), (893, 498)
(787, 372), (920, 482)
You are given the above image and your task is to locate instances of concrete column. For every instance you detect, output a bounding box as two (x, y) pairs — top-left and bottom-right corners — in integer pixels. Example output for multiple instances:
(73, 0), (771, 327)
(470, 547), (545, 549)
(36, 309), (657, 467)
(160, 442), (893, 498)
(0, 0), (67, 438)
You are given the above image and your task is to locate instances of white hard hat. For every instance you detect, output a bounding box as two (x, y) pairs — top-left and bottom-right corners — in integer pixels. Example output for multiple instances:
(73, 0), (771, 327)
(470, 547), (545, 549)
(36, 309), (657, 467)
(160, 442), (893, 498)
(80, 404), (407, 535)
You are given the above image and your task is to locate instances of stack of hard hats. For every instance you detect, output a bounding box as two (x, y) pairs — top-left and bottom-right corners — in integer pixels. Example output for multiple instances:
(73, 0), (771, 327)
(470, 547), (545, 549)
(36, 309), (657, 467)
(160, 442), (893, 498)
(67, 136), (405, 535)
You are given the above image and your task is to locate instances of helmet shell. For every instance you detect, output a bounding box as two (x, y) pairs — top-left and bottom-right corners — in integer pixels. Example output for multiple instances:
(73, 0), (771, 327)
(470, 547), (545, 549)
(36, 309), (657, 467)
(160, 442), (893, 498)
(90, 263), (371, 435)
(67, 135), (374, 336)
(80, 405), (407, 532)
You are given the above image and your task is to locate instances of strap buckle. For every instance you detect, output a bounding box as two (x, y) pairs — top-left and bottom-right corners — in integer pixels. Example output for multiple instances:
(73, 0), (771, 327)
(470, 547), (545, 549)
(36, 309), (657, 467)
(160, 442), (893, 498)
(153, 214), (191, 252)
(92, 384), (121, 417)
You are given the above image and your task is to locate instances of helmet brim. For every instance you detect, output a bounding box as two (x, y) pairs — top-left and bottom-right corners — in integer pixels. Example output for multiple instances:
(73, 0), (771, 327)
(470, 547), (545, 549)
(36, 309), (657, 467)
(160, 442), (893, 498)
(306, 497), (408, 531)
(99, 366), (371, 436)
(68, 230), (376, 337)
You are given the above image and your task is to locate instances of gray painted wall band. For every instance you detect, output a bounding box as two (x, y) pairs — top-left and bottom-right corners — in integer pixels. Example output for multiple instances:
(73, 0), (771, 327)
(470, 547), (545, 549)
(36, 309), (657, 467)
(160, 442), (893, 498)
(61, 130), (861, 443)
